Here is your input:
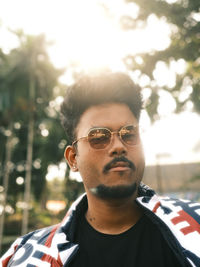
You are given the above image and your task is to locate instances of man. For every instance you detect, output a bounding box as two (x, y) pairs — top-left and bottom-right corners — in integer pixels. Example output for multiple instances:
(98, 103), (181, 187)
(1, 72), (200, 266)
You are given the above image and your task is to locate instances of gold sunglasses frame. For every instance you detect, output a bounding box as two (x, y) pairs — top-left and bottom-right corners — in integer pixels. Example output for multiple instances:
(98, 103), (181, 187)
(72, 124), (140, 149)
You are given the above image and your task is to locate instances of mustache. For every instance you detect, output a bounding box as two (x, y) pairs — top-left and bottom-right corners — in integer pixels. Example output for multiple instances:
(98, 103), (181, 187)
(103, 156), (136, 174)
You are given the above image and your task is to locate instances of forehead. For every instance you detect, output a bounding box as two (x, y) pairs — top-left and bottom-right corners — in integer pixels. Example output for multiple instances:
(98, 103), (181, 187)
(76, 103), (138, 137)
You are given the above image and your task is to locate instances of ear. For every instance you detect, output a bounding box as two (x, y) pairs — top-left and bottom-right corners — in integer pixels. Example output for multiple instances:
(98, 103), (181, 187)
(64, 146), (78, 172)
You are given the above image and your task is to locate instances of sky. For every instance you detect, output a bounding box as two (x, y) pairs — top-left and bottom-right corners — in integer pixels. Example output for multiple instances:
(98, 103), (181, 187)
(0, 0), (173, 74)
(0, 0), (200, 173)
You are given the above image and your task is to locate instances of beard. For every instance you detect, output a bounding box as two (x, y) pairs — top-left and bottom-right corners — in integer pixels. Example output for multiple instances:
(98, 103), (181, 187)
(90, 182), (137, 200)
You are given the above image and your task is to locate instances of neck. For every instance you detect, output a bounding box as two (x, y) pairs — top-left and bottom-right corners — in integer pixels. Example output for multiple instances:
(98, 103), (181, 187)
(85, 191), (143, 235)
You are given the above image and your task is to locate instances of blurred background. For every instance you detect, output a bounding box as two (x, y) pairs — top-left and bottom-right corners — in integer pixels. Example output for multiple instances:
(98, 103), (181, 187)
(0, 0), (200, 255)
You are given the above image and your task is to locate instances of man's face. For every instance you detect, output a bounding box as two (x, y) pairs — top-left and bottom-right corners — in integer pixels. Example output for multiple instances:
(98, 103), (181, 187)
(70, 103), (145, 200)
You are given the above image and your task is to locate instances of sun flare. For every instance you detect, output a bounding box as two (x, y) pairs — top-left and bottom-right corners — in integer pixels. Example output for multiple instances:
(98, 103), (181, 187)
(0, 0), (171, 74)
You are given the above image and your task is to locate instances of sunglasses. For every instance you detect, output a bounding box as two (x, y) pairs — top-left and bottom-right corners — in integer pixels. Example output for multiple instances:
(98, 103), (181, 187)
(72, 125), (140, 149)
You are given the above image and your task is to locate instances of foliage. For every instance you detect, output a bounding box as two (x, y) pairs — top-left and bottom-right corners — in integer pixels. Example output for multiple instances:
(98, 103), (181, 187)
(0, 32), (65, 209)
(123, 0), (200, 119)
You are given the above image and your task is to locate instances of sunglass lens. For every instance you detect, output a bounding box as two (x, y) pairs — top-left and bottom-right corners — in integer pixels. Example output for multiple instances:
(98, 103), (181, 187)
(88, 128), (111, 149)
(121, 125), (138, 145)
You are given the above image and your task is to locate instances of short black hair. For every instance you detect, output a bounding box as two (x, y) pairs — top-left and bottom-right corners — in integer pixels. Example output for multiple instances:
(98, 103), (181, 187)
(60, 72), (143, 144)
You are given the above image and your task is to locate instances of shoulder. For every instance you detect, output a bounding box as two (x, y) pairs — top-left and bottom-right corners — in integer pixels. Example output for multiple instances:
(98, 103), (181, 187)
(0, 225), (58, 266)
(0, 194), (87, 267)
(137, 183), (200, 220)
(137, 190), (200, 266)
(137, 190), (200, 220)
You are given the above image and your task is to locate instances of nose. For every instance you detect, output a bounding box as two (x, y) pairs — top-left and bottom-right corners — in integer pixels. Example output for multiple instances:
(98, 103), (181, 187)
(108, 133), (127, 157)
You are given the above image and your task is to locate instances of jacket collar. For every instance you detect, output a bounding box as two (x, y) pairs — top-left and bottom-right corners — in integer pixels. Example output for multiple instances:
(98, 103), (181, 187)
(53, 183), (155, 265)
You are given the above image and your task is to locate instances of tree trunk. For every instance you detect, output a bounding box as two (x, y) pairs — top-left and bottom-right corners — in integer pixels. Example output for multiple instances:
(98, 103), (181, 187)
(21, 77), (35, 235)
(0, 124), (13, 252)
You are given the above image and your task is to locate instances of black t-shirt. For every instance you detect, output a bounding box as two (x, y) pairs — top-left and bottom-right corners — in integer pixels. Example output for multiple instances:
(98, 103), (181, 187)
(69, 214), (182, 267)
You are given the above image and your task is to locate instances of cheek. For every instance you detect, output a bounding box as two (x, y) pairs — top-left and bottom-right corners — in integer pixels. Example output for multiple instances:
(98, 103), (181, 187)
(137, 159), (145, 177)
(133, 146), (145, 181)
(76, 144), (106, 169)
(76, 148), (104, 186)
(131, 145), (145, 163)
(79, 162), (101, 189)
(138, 150), (145, 165)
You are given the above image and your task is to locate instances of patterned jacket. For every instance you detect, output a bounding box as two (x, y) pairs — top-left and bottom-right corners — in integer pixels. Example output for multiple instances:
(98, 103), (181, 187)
(1, 184), (200, 267)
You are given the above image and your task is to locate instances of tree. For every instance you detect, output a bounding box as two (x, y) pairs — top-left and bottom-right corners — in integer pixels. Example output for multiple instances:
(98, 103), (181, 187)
(122, 0), (200, 119)
(0, 32), (64, 244)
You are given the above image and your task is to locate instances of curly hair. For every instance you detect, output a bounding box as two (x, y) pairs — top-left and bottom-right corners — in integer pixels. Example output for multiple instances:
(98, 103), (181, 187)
(60, 72), (143, 144)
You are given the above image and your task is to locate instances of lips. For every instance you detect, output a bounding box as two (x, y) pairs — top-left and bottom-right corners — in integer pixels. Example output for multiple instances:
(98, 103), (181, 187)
(108, 161), (130, 172)
(103, 157), (135, 173)
(110, 161), (129, 168)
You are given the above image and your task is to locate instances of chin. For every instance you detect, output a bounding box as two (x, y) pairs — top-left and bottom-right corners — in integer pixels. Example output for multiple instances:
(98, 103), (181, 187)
(90, 182), (137, 200)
